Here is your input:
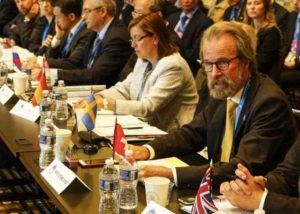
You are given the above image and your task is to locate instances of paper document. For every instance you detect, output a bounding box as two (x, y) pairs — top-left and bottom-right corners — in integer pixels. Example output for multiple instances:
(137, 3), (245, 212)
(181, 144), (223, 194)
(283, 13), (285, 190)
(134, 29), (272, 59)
(93, 124), (167, 137)
(95, 114), (145, 128)
(180, 197), (253, 214)
(138, 157), (188, 168)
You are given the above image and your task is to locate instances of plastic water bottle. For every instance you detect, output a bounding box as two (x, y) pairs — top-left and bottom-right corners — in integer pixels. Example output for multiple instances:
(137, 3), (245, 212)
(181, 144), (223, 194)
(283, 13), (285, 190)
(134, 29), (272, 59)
(119, 150), (138, 210)
(39, 90), (52, 129)
(22, 62), (32, 92)
(39, 119), (55, 169)
(99, 159), (119, 214)
(54, 80), (68, 121)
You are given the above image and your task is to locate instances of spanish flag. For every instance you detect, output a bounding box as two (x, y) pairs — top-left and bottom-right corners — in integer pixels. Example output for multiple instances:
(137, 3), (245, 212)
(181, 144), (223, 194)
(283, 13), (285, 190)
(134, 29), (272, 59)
(32, 72), (48, 106)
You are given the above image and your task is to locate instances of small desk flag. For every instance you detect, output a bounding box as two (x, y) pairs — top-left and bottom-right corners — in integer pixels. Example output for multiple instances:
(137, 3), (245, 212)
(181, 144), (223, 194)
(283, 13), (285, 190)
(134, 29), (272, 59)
(13, 52), (22, 71)
(81, 94), (97, 131)
(192, 167), (218, 214)
(31, 71), (48, 106)
(113, 122), (127, 157)
(37, 57), (49, 81)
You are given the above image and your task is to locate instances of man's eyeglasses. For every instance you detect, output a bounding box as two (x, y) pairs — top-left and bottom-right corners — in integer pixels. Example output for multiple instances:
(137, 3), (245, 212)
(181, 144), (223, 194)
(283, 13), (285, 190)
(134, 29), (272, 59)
(82, 7), (101, 16)
(201, 56), (239, 73)
(131, 10), (143, 18)
(129, 34), (151, 43)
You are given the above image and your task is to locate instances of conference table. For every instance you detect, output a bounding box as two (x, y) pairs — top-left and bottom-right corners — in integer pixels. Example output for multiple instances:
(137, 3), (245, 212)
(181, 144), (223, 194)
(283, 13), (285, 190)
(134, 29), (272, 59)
(0, 101), (208, 214)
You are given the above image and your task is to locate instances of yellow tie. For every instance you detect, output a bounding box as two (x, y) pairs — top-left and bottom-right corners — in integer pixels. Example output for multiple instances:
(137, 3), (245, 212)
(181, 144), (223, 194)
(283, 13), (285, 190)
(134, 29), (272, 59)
(221, 100), (238, 162)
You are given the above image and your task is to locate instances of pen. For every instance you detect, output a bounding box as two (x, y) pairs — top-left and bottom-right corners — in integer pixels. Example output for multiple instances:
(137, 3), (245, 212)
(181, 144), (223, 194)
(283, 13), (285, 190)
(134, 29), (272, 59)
(124, 127), (143, 129)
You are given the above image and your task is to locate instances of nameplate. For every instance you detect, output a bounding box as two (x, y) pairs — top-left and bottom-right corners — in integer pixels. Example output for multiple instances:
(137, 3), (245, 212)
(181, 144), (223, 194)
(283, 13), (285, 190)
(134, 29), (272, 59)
(142, 201), (174, 214)
(0, 84), (14, 104)
(41, 159), (91, 194)
(9, 100), (40, 122)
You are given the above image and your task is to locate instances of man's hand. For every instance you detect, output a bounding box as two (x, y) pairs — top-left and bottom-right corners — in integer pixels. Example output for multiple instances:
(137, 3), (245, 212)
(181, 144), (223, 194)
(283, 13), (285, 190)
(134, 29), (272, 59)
(31, 68), (42, 80)
(1, 38), (13, 48)
(219, 164), (264, 211)
(27, 56), (41, 69)
(41, 35), (53, 48)
(73, 98), (88, 110)
(127, 144), (150, 160)
(284, 59), (296, 69)
(139, 165), (173, 182)
(26, 3), (39, 19)
(55, 23), (66, 40)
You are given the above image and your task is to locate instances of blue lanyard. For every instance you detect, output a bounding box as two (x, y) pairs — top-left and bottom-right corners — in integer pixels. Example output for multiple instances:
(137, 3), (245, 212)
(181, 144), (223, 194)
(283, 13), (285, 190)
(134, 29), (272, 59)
(293, 16), (300, 41)
(234, 79), (251, 130)
(41, 24), (50, 43)
(61, 20), (85, 56)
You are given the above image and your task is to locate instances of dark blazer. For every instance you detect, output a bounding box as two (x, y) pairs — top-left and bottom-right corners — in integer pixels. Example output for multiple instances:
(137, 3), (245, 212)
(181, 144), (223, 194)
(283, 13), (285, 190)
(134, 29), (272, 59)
(115, 0), (133, 27)
(58, 19), (132, 87)
(7, 13), (40, 50)
(34, 17), (56, 56)
(256, 25), (281, 84)
(147, 73), (298, 191)
(167, 8), (213, 76)
(45, 22), (92, 69)
(223, 2), (246, 22)
(273, 2), (289, 35)
(281, 11), (297, 59)
(280, 11), (300, 88)
(0, 0), (18, 37)
(263, 136), (300, 214)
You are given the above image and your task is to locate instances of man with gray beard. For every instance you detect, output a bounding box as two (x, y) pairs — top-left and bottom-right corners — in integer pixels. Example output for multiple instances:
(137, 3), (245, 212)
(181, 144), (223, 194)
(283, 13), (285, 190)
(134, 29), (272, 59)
(128, 21), (298, 192)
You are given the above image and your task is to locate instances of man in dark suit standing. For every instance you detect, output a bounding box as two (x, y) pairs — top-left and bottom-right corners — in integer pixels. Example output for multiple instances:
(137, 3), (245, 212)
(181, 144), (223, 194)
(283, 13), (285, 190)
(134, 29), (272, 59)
(220, 136), (300, 214)
(128, 21), (298, 191)
(167, 0), (213, 76)
(0, 0), (18, 37)
(33, 0), (132, 87)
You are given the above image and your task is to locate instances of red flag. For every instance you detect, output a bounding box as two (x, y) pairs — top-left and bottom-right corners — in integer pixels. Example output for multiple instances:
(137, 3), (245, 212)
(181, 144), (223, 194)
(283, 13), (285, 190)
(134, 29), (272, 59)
(13, 52), (22, 71)
(32, 72), (48, 106)
(113, 123), (127, 157)
(37, 57), (49, 81)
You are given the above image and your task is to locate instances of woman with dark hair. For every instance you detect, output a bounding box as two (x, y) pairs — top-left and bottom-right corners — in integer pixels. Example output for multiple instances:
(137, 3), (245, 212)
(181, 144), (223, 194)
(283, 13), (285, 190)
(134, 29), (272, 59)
(244, 0), (281, 83)
(32, 0), (56, 55)
(75, 13), (198, 131)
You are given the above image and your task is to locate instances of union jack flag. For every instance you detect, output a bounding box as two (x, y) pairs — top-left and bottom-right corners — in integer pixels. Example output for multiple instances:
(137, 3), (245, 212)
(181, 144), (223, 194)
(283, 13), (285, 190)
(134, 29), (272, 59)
(191, 167), (218, 214)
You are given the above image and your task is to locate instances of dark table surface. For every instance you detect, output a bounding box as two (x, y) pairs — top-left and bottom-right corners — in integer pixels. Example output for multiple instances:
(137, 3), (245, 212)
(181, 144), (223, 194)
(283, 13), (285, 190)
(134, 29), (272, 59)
(0, 102), (208, 214)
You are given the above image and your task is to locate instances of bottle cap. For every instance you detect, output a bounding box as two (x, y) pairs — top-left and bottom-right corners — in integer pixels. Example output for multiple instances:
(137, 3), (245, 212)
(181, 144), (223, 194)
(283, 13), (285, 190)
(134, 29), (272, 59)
(125, 150), (133, 156)
(42, 90), (49, 95)
(58, 80), (65, 86)
(45, 118), (52, 125)
(254, 209), (265, 214)
(105, 158), (114, 165)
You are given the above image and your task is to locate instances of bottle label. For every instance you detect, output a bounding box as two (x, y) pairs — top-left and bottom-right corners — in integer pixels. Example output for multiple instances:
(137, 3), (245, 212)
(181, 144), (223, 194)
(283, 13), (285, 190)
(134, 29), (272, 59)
(39, 135), (55, 145)
(39, 135), (49, 145)
(40, 104), (49, 112)
(120, 169), (138, 181)
(99, 180), (118, 191)
(55, 93), (67, 101)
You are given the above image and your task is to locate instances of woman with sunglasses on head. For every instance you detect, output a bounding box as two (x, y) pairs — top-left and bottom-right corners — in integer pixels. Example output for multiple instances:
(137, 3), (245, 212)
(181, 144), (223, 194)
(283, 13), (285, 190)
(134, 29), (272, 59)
(244, 0), (281, 84)
(75, 12), (198, 132)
